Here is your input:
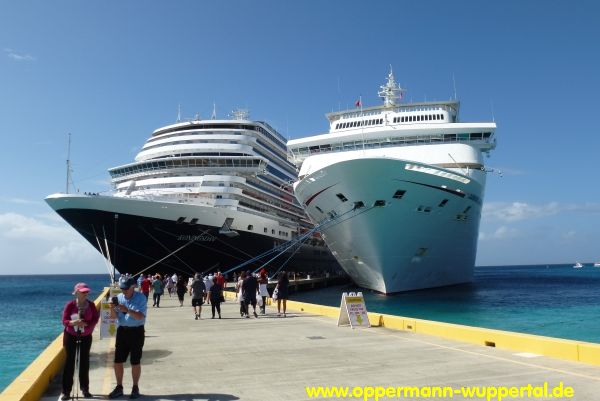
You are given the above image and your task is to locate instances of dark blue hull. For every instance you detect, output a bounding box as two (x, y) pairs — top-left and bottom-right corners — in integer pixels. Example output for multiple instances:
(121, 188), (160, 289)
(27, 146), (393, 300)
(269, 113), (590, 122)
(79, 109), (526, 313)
(56, 208), (339, 278)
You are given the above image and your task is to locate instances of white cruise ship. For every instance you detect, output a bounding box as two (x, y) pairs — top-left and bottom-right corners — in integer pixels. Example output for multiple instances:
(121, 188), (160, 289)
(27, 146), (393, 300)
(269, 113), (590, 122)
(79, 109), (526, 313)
(288, 69), (497, 293)
(46, 110), (336, 278)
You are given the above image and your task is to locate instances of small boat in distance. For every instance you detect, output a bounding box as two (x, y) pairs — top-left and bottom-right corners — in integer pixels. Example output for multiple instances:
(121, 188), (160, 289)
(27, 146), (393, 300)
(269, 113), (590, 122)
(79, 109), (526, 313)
(594, 262), (600, 267)
(573, 262), (584, 269)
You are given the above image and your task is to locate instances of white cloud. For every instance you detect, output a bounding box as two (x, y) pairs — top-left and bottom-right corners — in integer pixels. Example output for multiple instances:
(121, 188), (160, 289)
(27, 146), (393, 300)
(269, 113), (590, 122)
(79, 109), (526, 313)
(482, 202), (600, 223)
(0, 212), (72, 240)
(0, 212), (105, 274)
(4, 48), (35, 61)
(0, 196), (43, 206)
(479, 225), (520, 241)
(42, 241), (98, 264)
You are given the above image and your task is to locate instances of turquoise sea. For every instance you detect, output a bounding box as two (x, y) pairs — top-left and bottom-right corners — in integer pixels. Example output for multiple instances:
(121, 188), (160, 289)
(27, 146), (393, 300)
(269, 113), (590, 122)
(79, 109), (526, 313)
(1, 265), (600, 391)
(0, 274), (111, 392)
(294, 264), (600, 343)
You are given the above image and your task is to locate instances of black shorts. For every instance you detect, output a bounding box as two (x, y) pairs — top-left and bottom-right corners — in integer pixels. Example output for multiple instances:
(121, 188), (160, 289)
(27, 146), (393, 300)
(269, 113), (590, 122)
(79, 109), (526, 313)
(192, 298), (204, 307)
(114, 326), (145, 365)
(243, 298), (257, 307)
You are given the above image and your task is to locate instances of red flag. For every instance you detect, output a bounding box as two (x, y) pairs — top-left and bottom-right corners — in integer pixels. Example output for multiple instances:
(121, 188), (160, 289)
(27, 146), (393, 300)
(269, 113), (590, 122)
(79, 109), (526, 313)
(355, 98), (361, 108)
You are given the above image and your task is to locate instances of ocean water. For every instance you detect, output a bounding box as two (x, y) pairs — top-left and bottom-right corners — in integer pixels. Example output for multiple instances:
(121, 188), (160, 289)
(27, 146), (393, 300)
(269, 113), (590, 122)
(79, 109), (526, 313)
(1, 265), (599, 391)
(294, 264), (600, 344)
(0, 274), (111, 392)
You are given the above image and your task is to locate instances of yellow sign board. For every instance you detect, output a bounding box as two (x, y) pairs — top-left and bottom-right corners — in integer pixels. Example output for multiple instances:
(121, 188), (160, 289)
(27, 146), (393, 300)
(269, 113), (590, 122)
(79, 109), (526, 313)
(337, 292), (370, 328)
(99, 287), (121, 339)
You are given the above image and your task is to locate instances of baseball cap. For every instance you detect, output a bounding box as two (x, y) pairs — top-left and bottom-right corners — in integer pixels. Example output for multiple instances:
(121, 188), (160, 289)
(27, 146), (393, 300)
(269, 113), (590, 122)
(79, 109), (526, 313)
(73, 282), (91, 294)
(119, 276), (136, 290)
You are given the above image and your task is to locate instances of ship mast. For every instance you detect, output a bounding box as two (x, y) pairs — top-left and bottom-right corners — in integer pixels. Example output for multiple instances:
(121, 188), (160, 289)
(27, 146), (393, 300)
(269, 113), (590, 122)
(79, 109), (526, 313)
(211, 102), (217, 119)
(378, 65), (405, 107)
(65, 133), (72, 194)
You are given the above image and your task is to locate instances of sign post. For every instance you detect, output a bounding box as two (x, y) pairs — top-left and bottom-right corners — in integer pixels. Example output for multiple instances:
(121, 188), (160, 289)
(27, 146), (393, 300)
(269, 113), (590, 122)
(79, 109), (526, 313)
(337, 292), (370, 329)
(99, 287), (121, 339)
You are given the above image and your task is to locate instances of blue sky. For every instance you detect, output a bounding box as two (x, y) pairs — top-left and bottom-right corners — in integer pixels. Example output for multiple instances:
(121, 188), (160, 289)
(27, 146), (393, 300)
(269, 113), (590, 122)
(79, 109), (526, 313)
(1, 1), (599, 275)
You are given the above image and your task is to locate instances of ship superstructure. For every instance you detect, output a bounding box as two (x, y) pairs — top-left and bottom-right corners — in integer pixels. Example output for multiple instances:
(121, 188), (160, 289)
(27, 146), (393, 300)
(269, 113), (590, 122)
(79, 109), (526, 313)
(46, 110), (336, 277)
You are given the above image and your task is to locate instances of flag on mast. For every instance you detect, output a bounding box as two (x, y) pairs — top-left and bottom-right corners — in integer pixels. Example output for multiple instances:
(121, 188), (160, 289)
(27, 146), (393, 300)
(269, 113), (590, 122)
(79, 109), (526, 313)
(355, 96), (362, 108)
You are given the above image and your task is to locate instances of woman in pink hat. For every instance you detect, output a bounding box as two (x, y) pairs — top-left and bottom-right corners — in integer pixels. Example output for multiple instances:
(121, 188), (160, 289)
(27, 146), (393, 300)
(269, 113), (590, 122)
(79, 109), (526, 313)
(60, 283), (100, 400)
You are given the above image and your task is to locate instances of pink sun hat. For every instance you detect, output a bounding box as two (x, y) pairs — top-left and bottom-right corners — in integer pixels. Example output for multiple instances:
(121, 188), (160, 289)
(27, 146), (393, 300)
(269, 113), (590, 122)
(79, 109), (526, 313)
(73, 282), (91, 294)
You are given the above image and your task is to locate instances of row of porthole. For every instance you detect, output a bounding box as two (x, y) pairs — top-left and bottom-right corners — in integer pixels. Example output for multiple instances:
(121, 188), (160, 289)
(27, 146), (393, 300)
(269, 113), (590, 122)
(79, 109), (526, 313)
(175, 216), (290, 237)
(322, 190), (471, 221)
(247, 225), (290, 237)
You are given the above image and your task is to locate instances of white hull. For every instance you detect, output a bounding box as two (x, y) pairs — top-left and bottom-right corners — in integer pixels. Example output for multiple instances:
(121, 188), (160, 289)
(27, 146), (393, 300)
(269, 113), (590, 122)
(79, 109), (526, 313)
(289, 70), (496, 293)
(46, 193), (289, 237)
(294, 155), (485, 293)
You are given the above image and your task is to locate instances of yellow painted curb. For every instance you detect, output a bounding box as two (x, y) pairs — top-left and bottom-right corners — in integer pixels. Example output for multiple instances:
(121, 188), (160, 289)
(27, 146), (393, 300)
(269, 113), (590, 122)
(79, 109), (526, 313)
(223, 290), (273, 306)
(283, 299), (600, 367)
(0, 289), (109, 401)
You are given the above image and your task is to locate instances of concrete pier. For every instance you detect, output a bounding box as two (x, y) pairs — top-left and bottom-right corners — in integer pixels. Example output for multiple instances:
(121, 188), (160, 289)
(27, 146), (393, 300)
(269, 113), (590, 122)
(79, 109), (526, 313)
(22, 295), (600, 400)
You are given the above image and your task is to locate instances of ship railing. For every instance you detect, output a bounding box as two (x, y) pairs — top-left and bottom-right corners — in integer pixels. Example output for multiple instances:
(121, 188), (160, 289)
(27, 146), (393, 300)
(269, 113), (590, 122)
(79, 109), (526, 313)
(236, 204), (303, 228)
(257, 121), (286, 143)
(327, 101), (460, 122)
(124, 192), (226, 207)
(109, 157), (266, 180)
(288, 134), (494, 163)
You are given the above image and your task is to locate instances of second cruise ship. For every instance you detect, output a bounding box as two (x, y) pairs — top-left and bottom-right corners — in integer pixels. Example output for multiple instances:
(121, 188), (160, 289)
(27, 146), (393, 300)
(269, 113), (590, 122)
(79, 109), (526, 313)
(288, 69), (497, 293)
(46, 109), (336, 278)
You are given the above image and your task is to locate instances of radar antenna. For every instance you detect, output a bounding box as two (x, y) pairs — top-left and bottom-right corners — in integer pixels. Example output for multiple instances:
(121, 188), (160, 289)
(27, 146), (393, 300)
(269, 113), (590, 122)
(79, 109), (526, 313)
(230, 108), (250, 120)
(378, 65), (405, 107)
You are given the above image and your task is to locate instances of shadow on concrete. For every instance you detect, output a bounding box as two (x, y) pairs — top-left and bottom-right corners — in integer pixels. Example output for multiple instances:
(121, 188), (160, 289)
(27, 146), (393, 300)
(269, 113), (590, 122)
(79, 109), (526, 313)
(135, 393), (240, 400)
(41, 390), (239, 401)
(88, 348), (174, 371)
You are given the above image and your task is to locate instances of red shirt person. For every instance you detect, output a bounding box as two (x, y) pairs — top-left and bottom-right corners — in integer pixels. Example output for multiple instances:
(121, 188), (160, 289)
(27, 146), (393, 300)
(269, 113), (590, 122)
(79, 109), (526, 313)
(140, 276), (151, 299)
(215, 271), (226, 290)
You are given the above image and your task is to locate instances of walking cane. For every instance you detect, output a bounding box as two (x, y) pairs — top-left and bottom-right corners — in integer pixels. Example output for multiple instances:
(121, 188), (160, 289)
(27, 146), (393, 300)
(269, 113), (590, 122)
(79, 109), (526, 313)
(73, 326), (82, 400)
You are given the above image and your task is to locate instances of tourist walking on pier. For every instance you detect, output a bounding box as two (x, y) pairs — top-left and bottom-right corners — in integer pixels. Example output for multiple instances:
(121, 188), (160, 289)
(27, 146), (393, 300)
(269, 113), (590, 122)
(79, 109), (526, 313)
(275, 271), (289, 317)
(242, 271), (259, 318)
(207, 276), (223, 318)
(140, 275), (151, 301)
(151, 274), (164, 307)
(189, 273), (206, 319)
(60, 282), (100, 400)
(176, 275), (187, 306)
(108, 276), (147, 399)
(203, 274), (213, 304)
(215, 270), (226, 291)
(258, 270), (269, 314)
(236, 271), (246, 317)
